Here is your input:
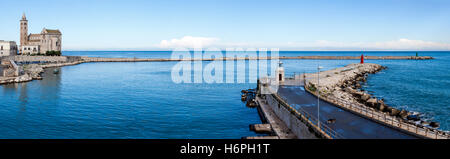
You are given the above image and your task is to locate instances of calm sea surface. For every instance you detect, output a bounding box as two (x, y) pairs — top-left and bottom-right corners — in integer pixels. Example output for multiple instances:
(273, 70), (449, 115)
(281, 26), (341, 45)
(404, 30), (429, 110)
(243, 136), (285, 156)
(0, 51), (448, 138)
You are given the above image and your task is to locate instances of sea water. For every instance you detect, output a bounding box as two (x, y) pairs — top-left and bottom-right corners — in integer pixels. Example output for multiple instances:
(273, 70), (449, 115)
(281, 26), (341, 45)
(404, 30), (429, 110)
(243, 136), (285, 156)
(0, 51), (448, 138)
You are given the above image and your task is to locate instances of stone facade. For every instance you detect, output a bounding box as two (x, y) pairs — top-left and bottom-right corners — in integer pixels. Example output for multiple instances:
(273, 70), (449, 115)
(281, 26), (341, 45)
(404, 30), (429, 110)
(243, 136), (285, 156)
(20, 13), (62, 55)
(0, 40), (18, 57)
(21, 45), (39, 54)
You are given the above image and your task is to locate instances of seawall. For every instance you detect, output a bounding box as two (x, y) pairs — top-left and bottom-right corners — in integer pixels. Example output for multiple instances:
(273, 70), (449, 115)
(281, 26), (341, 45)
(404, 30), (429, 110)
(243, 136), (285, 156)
(255, 94), (319, 139)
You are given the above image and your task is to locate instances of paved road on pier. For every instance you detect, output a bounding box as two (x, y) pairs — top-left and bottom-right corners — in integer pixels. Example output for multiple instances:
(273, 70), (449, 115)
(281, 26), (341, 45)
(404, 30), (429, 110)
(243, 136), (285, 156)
(277, 85), (418, 139)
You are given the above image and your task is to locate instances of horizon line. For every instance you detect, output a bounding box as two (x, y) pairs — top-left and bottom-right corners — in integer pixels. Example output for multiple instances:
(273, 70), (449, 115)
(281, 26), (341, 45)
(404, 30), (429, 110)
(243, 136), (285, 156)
(61, 50), (450, 52)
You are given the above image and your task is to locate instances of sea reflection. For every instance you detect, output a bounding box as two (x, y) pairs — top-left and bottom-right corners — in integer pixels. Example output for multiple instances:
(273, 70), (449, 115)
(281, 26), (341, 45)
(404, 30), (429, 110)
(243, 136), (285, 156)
(38, 67), (62, 103)
(2, 67), (62, 109)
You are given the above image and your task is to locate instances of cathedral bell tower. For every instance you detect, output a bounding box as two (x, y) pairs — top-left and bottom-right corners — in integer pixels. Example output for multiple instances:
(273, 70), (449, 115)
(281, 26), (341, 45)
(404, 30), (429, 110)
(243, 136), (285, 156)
(20, 13), (28, 48)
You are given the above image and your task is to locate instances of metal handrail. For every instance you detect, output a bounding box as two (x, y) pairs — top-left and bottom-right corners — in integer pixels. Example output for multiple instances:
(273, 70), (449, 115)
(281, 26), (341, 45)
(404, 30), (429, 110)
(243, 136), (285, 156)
(324, 95), (449, 139)
(297, 107), (345, 139)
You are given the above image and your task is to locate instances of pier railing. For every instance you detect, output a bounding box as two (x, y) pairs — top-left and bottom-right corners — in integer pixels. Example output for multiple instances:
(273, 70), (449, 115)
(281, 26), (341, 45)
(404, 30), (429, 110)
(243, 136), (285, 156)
(294, 103), (345, 139)
(321, 95), (450, 139)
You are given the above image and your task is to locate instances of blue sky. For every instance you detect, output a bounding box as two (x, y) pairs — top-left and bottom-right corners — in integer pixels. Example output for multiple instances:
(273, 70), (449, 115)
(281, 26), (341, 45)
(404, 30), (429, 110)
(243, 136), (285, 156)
(1, 0), (450, 50)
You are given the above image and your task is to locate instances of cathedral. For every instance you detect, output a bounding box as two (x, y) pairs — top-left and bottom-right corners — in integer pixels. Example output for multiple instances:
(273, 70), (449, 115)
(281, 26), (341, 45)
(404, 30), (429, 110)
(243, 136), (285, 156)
(20, 13), (62, 55)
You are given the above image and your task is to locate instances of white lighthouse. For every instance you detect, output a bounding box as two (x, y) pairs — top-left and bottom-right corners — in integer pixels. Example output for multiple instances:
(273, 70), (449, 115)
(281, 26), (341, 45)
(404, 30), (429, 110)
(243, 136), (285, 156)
(276, 61), (285, 83)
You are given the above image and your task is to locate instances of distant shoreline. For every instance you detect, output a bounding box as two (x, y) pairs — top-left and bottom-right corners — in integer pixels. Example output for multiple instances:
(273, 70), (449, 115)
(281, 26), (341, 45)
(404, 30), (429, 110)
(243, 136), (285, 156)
(61, 50), (450, 52)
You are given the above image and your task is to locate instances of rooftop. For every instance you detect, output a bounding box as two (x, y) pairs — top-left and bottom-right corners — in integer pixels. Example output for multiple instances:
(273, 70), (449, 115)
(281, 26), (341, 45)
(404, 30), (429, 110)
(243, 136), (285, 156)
(43, 29), (61, 34)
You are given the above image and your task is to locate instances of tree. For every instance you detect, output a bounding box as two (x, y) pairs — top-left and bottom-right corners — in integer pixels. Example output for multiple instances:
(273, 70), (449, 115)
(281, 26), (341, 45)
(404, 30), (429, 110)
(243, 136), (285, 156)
(45, 50), (61, 56)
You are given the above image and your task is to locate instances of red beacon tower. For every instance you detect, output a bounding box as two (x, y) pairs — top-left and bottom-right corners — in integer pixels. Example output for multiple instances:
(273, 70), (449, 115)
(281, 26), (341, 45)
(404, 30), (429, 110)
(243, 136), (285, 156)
(360, 54), (364, 64)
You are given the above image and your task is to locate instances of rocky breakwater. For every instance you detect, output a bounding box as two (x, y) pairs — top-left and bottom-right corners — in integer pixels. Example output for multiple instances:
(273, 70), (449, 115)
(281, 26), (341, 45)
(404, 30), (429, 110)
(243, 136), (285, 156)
(0, 63), (45, 85)
(0, 56), (86, 85)
(304, 63), (446, 135)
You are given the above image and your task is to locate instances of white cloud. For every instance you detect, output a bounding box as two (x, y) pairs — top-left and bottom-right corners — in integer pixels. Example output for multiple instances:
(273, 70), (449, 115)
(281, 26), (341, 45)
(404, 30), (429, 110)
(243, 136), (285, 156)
(155, 37), (450, 51)
(158, 36), (219, 49)
(369, 39), (450, 50)
(284, 39), (450, 51)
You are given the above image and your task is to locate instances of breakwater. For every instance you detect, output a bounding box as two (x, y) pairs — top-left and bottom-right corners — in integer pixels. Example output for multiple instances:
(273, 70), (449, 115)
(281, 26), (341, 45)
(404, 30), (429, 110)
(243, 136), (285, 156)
(7, 55), (430, 63)
(0, 55), (434, 85)
(80, 55), (433, 62)
(303, 63), (449, 139)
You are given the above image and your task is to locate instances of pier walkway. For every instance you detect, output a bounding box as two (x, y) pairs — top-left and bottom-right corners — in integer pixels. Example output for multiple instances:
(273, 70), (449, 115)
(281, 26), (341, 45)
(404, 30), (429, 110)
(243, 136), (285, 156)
(277, 85), (419, 139)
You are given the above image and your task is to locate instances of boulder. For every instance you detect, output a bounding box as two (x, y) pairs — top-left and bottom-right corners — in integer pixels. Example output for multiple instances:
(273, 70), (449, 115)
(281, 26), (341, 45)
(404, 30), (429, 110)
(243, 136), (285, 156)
(407, 115), (420, 121)
(430, 122), (440, 128)
(420, 121), (430, 125)
(366, 98), (378, 107)
(398, 110), (409, 119)
(384, 106), (392, 113)
(375, 103), (386, 112)
(344, 87), (356, 94)
(353, 91), (364, 97)
(377, 105), (386, 111)
(356, 77), (363, 81)
(361, 94), (371, 101)
(360, 75), (367, 82)
(389, 108), (400, 116)
(375, 100), (387, 111)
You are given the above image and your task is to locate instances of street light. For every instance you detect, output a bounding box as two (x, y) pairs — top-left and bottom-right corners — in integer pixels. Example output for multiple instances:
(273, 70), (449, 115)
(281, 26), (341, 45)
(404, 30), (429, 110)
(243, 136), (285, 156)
(317, 65), (323, 130)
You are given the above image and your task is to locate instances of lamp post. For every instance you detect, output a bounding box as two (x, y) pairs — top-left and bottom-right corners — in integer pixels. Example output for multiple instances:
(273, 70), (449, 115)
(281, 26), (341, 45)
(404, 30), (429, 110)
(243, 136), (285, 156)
(317, 65), (323, 130)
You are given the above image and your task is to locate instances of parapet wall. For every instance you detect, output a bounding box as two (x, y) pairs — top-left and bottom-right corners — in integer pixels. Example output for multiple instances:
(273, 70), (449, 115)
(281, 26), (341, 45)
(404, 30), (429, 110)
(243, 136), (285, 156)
(9, 55), (68, 63)
(263, 93), (319, 139)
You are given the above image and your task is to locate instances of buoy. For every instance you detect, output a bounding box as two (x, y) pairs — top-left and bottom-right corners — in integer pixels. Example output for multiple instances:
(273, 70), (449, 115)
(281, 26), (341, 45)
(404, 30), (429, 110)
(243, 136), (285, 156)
(53, 69), (59, 74)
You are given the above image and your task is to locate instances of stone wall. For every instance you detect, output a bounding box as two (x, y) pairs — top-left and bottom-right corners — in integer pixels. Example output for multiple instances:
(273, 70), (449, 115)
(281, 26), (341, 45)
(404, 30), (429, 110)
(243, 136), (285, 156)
(264, 94), (318, 139)
(1, 60), (19, 77)
(9, 55), (68, 63)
